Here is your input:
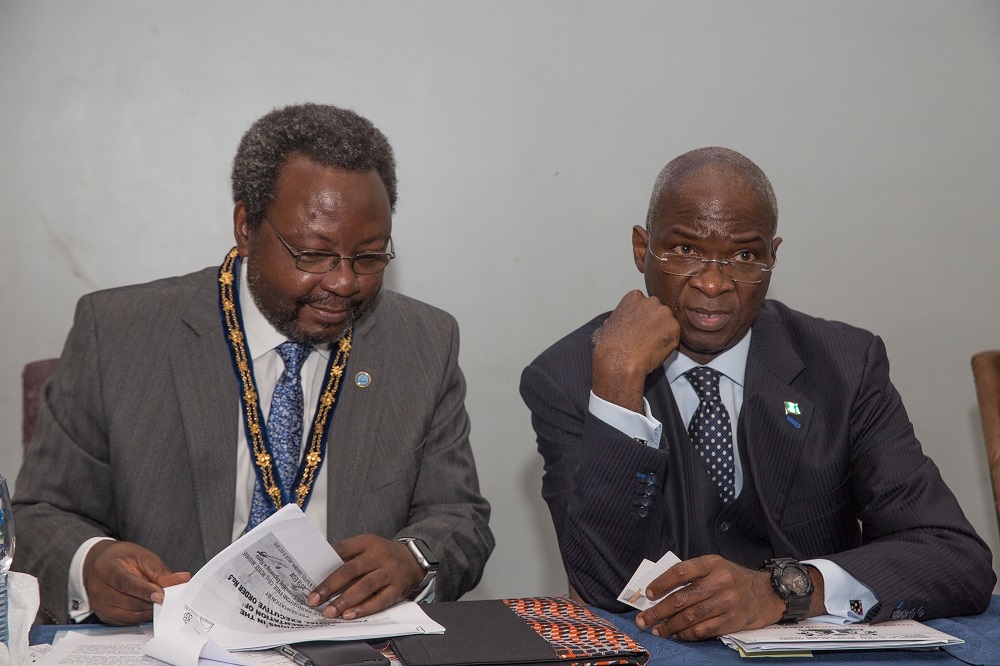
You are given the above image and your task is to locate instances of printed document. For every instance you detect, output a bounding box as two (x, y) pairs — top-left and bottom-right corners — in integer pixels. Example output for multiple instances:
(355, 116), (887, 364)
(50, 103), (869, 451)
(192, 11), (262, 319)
(721, 619), (963, 655)
(154, 504), (444, 651)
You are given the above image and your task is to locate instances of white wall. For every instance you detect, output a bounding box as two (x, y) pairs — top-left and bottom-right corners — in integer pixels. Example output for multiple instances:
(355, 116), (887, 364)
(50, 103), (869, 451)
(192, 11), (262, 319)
(1, 0), (998, 600)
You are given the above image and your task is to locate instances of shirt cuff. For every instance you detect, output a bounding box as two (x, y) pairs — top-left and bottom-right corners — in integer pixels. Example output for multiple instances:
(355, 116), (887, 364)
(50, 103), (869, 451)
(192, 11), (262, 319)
(588, 391), (662, 448)
(68, 536), (115, 622)
(413, 577), (436, 603)
(802, 558), (879, 624)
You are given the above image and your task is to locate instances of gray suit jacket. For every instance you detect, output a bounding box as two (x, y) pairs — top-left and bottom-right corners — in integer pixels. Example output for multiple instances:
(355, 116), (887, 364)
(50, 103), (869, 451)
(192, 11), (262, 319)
(14, 266), (494, 623)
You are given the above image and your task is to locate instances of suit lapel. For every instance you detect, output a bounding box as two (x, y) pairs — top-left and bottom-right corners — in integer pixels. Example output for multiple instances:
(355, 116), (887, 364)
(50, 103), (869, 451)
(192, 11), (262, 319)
(740, 305), (813, 524)
(170, 270), (239, 561)
(324, 292), (385, 539)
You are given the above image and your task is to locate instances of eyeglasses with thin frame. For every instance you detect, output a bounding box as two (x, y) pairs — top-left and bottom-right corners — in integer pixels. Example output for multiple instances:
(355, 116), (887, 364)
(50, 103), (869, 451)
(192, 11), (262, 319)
(645, 230), (774, 284)
(263, 216), (395, 275)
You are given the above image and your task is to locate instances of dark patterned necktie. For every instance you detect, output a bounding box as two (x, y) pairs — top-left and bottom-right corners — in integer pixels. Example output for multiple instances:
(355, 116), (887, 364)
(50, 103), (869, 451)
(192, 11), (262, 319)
(245, 341), (313, 532)
(685, 366), (737, 505)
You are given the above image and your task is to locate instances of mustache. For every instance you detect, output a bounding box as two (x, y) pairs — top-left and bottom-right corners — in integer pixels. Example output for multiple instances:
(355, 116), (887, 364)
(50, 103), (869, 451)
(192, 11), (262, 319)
(297, 294), (363, 311)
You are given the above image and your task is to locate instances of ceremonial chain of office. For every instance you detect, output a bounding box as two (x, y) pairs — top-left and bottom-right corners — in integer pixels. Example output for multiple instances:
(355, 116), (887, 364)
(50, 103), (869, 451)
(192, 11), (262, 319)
(218, 247), (351, 511)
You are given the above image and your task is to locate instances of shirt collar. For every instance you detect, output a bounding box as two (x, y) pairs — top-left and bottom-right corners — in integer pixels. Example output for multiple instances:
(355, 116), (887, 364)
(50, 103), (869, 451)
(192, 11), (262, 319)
(238, 260), (329, 362)
(665, 328), (753, 387)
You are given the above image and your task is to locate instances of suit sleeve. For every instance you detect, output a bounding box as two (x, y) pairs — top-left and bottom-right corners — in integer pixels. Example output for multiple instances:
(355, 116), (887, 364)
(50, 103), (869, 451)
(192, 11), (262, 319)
(12, 296), (116, 623)
(520, 353), (669, 611)
(395, 319), (494, 601)
(826, 335), (995, 622)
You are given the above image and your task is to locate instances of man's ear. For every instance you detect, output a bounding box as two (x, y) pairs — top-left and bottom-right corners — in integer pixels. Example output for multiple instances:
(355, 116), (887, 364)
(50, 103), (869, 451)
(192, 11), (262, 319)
(234, 203), (252, 257)
(632, 225), (648, 274)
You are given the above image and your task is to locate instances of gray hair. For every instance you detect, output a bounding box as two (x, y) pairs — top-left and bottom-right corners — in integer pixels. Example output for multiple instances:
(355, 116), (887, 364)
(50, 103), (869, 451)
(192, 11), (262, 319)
(645, 147), (778, 236)
(231, 103), (397, 229)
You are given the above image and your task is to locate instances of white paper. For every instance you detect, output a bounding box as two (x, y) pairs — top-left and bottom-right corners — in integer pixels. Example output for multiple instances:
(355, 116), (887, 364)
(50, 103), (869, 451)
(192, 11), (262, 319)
(145, 622), (252, 666)
(31, 626), (352, 666)
(617, 550), (684, 610)
(155, 504), (444, 651)
(33, 628), (157, 666)
(721, 618), (964, 654)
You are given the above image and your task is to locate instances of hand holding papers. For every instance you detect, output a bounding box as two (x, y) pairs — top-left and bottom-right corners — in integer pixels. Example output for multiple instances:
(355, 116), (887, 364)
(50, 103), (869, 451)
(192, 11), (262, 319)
(617, 550), (685, 611)
(155, 505), (443, 652)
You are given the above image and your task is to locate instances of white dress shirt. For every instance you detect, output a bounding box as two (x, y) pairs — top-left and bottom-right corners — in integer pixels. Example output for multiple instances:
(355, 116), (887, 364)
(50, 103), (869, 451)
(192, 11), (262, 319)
(589, 329), (878, 623)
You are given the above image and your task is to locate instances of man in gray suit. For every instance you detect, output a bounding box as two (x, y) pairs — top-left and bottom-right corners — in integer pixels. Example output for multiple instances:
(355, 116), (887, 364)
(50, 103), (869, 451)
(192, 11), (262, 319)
(14, 103), (494, 625)
(520, 147), (994, 641)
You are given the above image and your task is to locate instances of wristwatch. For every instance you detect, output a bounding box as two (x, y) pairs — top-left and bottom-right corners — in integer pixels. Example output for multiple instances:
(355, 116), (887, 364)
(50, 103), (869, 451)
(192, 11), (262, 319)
(398, 537), (440, 591)
(763, 558), (813, 623)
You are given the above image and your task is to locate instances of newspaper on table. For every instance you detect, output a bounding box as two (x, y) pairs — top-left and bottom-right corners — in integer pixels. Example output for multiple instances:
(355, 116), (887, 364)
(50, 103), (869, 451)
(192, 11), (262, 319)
(720, 619), (963, 655)
(154, 504), (444, 652)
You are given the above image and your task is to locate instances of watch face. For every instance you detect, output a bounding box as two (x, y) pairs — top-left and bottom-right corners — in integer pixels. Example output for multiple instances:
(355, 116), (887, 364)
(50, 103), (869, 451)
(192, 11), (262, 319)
(782, 566), (811, 595)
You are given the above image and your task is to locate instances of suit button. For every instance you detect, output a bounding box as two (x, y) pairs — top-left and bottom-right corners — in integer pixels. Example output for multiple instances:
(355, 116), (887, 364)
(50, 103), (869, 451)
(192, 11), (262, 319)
(637, 507), (649, 518)
(646, 473), (658, 485)
(719, 521), (730, 532)
(640, 496), (652, 507)
(891, 610), (901, 620)
(917, 608), (925, 619)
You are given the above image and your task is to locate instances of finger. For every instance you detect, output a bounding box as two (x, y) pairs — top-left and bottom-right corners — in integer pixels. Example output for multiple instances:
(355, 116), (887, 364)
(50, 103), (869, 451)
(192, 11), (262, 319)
(150, 573), (191, 604)
(339, 584), (403, 620)
(101, 597), (157, 626)
(660, 613), (731, 642)
(306, 558), (370, 607)
(88, 582), (157, 625)
(647, 555), (719, 598)
(637, 577), (714, 631)
(104, 562), (167, 603)
(323, 569), (398, 619)
(98, 606), (155, 626)
(331, 534), (372, 561)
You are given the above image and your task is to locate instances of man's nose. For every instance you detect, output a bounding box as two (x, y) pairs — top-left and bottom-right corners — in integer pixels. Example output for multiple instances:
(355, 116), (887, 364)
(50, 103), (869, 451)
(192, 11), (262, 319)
(318, 259), (362, 296)
(688, 260), (735, 297)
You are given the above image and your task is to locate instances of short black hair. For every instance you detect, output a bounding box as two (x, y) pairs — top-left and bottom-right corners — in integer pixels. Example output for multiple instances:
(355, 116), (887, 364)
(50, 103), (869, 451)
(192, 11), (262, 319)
(646, 147), (778, 237)
(231, 103), (397, 229)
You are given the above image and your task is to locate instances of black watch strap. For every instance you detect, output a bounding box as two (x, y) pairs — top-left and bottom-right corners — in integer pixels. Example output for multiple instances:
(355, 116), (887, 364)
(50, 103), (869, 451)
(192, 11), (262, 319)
(763, 558), (813, 624)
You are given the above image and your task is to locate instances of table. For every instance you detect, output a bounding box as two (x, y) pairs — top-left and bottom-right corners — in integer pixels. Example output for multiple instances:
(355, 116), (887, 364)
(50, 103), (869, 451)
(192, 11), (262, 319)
(592, 595), (1000, 666)
(30, 595), (1000, 665)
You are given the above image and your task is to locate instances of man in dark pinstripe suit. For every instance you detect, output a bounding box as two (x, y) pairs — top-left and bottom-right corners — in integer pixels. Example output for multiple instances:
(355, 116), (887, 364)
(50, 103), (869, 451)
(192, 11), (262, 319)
(520, 147), (994, 641)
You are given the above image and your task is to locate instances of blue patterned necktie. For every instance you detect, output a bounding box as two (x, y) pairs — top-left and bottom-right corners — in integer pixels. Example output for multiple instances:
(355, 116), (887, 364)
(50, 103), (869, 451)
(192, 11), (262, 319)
(685, 366), (737, 505)
(245, 341), (313, 532)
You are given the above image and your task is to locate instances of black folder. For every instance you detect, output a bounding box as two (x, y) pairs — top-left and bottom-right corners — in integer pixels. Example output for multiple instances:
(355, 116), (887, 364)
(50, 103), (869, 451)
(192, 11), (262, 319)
(391, 597), (649, 666)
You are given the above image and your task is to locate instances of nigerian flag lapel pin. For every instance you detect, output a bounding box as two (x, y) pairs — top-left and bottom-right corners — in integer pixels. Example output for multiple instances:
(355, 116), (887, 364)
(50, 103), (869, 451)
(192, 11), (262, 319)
(784, 401), (801, 428)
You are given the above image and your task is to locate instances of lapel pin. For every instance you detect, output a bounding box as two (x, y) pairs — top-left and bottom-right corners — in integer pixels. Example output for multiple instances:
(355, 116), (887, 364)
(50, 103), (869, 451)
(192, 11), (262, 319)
(355, 371), (372, 388)
(784, 401), (802, 428)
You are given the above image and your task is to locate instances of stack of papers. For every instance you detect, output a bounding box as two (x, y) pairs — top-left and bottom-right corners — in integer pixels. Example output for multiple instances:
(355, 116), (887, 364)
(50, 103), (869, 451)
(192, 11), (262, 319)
(153, 504), (443, 651)
(721, 620), (963, 656)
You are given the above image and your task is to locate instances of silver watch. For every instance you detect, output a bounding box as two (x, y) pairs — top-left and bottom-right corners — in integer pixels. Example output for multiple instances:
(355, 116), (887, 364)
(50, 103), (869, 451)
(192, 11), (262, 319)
(398, 537), (439, 590)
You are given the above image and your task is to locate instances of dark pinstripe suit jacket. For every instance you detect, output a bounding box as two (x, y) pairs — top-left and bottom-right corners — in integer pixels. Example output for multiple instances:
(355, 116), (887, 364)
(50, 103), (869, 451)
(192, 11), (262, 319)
(520, 300), (994, 622)
(14, 266), (493, 623)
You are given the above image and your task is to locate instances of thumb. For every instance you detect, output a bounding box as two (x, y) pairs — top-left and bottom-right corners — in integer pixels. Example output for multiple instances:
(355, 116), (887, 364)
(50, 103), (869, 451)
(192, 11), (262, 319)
(156, 571), (192, 588)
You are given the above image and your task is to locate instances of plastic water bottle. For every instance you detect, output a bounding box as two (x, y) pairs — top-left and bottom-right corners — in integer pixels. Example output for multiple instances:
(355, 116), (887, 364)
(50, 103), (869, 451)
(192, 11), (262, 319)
(0, 475), (14, 647)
